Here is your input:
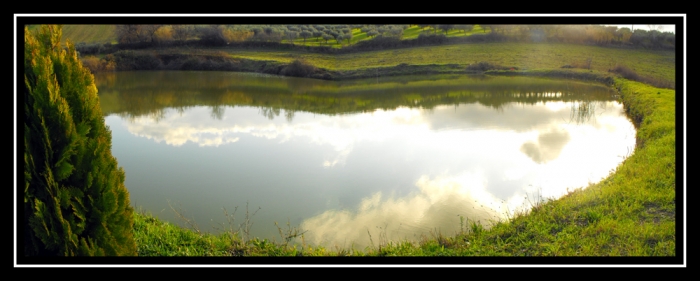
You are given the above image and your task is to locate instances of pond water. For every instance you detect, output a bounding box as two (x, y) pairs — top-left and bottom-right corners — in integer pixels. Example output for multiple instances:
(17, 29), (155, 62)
(95, 71), (636, 249)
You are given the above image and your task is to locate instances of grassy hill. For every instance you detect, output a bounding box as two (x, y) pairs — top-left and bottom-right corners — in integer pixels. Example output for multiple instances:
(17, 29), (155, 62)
(61, 25), (116, 44)
(59, 24), (483, 47)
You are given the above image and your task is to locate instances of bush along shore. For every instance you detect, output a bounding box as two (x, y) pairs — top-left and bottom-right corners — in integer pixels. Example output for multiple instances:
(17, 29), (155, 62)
(130, 72), (676, 257)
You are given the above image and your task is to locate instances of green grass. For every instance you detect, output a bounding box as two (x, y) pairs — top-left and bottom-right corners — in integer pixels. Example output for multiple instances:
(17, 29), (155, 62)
(62, 25), (116, 44)
(133, 209), (370, 256)
(281, 25), (488, 48)
(285, 28), (369, 48)
(402, 25), (486, 39)
(130, 73), (676, 257)
(207, 42), (674, 86)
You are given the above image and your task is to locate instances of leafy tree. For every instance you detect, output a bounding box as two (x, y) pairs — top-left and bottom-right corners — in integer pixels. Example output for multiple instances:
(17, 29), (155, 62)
(300, 30), (312, 44)
(388, 27), (404, 38)
(455, 24), (474, 34)
(171, 25), (193, 42)
(24, 25), (136, 256)
(437, 24), (454, 35)
(312, 30), (324, 45)
(114, 25), (161, 44)
(285, 30), (298, 44)
(322, 34), (333, 45)
(330, 31), (340, 40)
(139, 25), (162, 43)
(543, 25), (562, 41)
(153, 26), (173, 42)
(114, 25), (142, 44)
(198, 25), (235, 46)
(333, 32), (343, 44)
(615, 27), (633, 44)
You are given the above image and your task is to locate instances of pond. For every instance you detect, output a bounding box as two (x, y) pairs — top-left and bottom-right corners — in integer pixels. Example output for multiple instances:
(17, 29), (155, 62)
(95, 71), (636, 249)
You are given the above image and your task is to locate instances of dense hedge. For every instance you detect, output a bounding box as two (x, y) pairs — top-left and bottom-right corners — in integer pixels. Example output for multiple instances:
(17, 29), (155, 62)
(24, 25), (136, 256)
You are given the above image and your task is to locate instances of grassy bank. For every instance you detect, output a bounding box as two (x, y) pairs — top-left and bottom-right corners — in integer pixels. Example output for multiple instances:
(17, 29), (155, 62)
(83, 42), (675, 90)
(131, 73), (676, 257)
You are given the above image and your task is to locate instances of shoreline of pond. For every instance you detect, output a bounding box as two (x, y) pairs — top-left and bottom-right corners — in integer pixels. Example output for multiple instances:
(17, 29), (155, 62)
(126, 70), (677, 256)
(91, 53), (621, 86)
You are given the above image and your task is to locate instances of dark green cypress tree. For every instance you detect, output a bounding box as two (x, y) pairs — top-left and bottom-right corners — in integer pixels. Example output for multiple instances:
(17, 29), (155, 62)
(24, 25), (136, 256)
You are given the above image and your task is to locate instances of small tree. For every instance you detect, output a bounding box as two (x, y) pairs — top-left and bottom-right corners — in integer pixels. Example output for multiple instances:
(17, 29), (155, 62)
(154, 26), (173, 43)
(312, 30), (323, 45)
(197, 25), (228, 46)
(285, 30), (298, 45)
(114, 25), (142, 44)
(388, 27), (404, 39)
(300, 30), (312, 45)
(24, 25), (136, 256)
(139, 25), (162, 44)
(322, 34), (333, 45)
(438, 24), (454, 35)
(171, 25), (193, 42)
(456, 24), (474, 34)
(333, 32), (343, 44)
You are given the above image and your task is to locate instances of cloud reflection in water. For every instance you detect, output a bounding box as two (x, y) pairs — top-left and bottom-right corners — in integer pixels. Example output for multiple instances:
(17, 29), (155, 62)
(298, 171), (508, 249)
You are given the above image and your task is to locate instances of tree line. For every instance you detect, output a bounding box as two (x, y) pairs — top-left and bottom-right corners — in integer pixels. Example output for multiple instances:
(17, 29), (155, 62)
(107, 24), (673, 49)
(479, 24), (674, 49)
(74, 24), (674, 59)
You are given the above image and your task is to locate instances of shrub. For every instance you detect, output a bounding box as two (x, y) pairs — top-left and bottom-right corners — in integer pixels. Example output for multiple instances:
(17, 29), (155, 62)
(610, 65), (641, 81)
(466, 61), (502, 72)
(610, 65), (674, 89)
(80, 56), (116, 73)
(281, 59), (317, 78)
(112, 50), (162, 70)
(75, 42), (105, 56)
(80, 56), (103, 72)
(24, 25), (136, 256)
(416, 33), (448, 44)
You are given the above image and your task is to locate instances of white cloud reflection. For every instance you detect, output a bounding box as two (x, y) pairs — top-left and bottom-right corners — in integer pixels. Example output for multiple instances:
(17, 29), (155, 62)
(116, 103), (634, 198)
(106, 99), (636, 246)
(297, 171), (507, 250)
(520, 128), (571, 164)
(120, 106), (431, 167)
